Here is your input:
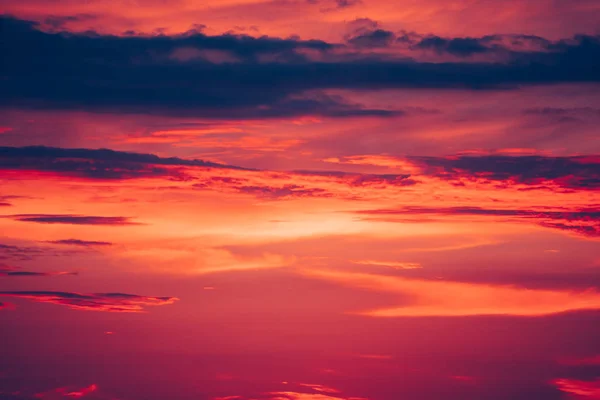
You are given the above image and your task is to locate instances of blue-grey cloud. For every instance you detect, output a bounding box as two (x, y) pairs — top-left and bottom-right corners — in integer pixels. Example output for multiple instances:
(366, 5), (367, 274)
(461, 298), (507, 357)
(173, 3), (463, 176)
(46, 239), (113, 246)
(357, 206), (600, 237)
(0, 291), (178, 312)
(1, 16), (599, 118)
(409, 155), (600, 190)
(0, 145), (248, 180)
(5, 214), (140, 225)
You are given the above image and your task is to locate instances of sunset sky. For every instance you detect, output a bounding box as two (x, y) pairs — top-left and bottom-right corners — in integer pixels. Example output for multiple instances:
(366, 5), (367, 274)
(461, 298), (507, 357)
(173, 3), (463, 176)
(0, 1), (599, 399)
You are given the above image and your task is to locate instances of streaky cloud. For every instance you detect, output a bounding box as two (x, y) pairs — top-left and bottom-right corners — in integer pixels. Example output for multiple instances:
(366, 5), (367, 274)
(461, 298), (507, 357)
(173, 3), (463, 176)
(5, 214), (141, 225)
(46, 239), (114, 247)
(0, 291), (178, 312)
(356, 206), (600, 238)
(408, 154), (600, 190)
(302, 269), (600, 317)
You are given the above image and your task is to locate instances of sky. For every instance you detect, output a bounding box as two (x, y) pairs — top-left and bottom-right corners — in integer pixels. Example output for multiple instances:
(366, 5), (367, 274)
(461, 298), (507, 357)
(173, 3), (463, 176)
(0, 1), (599, 399)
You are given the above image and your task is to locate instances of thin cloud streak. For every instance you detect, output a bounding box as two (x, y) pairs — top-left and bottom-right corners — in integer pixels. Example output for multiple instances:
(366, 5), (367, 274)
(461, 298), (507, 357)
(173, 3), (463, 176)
(0, 291), (178, 312)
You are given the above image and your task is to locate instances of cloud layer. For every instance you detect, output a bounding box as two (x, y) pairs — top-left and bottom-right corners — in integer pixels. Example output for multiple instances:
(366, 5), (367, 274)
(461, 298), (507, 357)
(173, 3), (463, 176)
(2, 16), (599, 118)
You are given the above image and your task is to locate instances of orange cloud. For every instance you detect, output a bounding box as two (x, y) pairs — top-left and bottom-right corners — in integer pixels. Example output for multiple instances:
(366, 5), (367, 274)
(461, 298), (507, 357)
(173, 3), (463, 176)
(302, 269), (600, 317)
(297, 384), (341, 394)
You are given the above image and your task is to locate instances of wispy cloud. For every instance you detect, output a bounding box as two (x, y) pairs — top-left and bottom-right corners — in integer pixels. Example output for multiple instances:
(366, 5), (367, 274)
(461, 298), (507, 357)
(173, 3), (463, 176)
(302, 269), (600, 317)
(0, 291), (178, 312)
(356, 206), (600, 238)
(408, 155), (600, 191)
(5, 214), (141, 226)
(0, 264), (76, 277)
(351, 260), (421, 269)
(552, 378), (600, 399)
(46, 239), (113, 247)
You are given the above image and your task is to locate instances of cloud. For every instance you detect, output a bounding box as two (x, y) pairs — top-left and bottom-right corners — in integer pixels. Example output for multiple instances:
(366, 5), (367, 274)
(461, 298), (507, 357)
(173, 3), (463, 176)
(0, 242), (82, 261)
(398, 32), (591, 59)
(0, 195), (29, 207)
(552, 378), (600, 399)
(234, 184), (333, 199)
(0, 196), (14, 206)
(523, 107), (600, 118)
(411, 35), (491, 57)
(302, 269), (600, 317)
(333, 0), (361, 8)
(263, 392), (367, 400)
(351, 260), (421, 270)
(347, 29), (395, 48)
(291, 170), (417, 187)
(356, 206), (600, 238)
(46, 239), (113, 247)
(0, 145), (246, 180)
(0, 291), (178, 312)
(35, 384), (98, 399)
(297, 384), (341, 394)
(2, 145), (418, 201)
(5, 214), (141, 225)
(191, 166), (418, 201)
(214, 388), (367, 400)
(0, 264), (76, 277)
(408, 155), (600, 190)
(43, 14), (98, 30)
(191, 177), (338, 200)
(559, 355), (600, 366)
(2, 16), (600, 118)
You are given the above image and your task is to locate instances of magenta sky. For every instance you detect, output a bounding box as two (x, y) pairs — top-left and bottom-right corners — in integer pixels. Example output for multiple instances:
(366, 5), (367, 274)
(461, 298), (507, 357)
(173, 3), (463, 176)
(0, 1), (599, 399)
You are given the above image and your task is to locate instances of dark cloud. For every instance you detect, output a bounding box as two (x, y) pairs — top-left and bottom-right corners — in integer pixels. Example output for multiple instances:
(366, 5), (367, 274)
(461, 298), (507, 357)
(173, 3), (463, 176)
(397, 33), (550, 58)
(1, 16), (599, 118)
(357, 206), (600, 238)
(293, 170), (418, 187)
(0, 242), (82, 261)
(235, 184), (333, 199)
(413, 35), (490, 57)
(192, 169), (417, 200)
(43, 13), (98, 30)
(0, 291), (178, 312)
(314, 0), (362, 12)
(347, 28), (396, 48)
(523, 107), (600, 117)
(334, 0), (361, 8)
(192, 177), (335, 199)
(523, 107), (600, 123)
(0, 264), (76, 277)
(0, 145), (251, 182)
(206, 92), (403, 119)
(46, 239), (113, 246)
(1, 145), (420, 196)
(5, 214), (140, 225)
(0, 145), (247, 180)
(0, 195), (29, 207)
(409, 155), (600, 190)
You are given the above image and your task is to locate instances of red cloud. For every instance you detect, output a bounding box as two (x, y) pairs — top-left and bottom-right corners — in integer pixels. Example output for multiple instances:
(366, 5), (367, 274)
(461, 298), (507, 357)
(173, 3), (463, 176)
(552, 378), (600, 399)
